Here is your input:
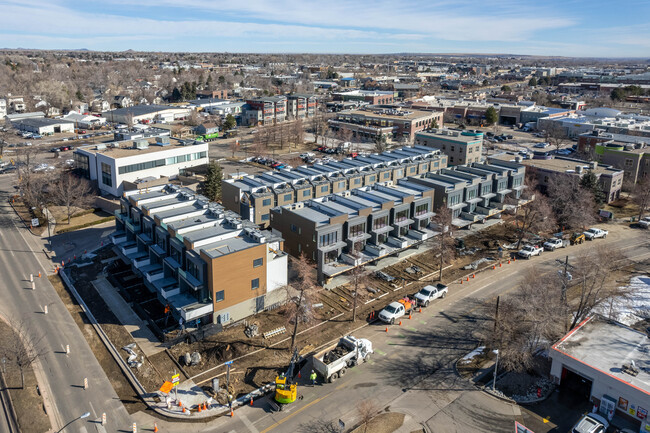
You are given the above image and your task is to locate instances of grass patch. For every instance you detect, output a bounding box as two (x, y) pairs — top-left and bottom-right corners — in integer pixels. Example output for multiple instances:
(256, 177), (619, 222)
(56, 215), (115, 234)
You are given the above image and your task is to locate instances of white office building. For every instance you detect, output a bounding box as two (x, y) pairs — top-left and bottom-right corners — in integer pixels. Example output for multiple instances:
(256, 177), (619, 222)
(74, 136), (209, 196)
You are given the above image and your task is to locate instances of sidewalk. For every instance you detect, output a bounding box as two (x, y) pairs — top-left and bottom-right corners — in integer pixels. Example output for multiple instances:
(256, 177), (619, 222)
(92, 277), (164, 357)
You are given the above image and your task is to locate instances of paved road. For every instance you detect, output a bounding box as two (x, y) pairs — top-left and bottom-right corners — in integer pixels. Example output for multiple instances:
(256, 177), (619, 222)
(131, 224), (650, 432)
(0, 173), (132, 433)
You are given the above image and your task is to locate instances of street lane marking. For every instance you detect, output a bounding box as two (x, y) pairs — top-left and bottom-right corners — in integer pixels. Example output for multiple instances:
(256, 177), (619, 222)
(259, 391), (333, 433)
(240, 413), (260, 433)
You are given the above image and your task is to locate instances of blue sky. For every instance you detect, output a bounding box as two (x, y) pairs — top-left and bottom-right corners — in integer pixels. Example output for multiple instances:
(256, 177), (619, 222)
(1, 0), (649, 57)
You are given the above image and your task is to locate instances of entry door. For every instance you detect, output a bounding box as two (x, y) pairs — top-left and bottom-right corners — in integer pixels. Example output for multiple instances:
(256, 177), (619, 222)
(255, 295), (265, 313)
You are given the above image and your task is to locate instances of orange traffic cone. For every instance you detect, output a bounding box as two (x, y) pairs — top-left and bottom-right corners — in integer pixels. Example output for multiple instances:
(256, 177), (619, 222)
(408, 314), (412, 320)
(507, 259), (511, 264)
(499, 262), (502, 267)
(419, 307), (422, 313)
(472, 274), (476, 279)
(230, 408), (234, 417)
(399, 321), (402, 326)
(250, 397), (254, 406)
(154, 423), (159, 432)
(38, 272), (41, 278)
(385, 327), (388, 332)
(466, 276), (469, 281)
(204, 403), (207, 410)
(460, 279), (463, 284)
(492, 265), (496, 270)
(182, 407), (186, 413)
(298, 371), (301, 379)
(198, 404), (202, 412)
(177, 401), (182, 407)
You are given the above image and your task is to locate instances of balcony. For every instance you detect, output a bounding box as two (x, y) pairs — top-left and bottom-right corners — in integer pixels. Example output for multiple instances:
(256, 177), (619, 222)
(114, 210), (127, 222)
(132, 255), (151, 269)
(179, 268), (204, 290)
(143, 264), (164, 283)
(387, 236), (408, 249)
(408, 230), (429, 241)
(125, 219), (141, 234)
(110, 231), (127, 245)
(120, 241), (138, 256)
(169, 293), (213, 322)
(153, 277), (181, 299)
(163, 256), (182, 271)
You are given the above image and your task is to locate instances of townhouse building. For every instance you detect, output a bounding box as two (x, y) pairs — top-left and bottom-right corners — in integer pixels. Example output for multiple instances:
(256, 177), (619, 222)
(332, 89), (395, 105)
(329, 107), (443, 142)
(415, 129), (484, 165)
(111, 185), (288, 326)
(222, 146), (448, 227)
(269, 160), (528, 282)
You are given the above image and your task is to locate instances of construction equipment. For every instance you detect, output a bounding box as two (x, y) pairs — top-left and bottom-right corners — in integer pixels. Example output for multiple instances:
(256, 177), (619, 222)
(274, 348), (300, 407)
(312, 336), (372, 383)
(570, 232), (585, 245)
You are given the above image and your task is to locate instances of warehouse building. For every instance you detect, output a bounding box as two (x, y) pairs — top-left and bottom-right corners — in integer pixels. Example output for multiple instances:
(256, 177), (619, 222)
(102, 104), (192, 125)
(11, 117), (74, 135)
(111, 185), (288, 326)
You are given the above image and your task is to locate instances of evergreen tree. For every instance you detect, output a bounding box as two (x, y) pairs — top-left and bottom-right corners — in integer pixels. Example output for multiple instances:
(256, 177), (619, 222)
(485, 106), (498, 125)
(528, 77), (537, 87)
(223, 114), (236, 130)
(171, 87), (182, 102)
(580, 170), (606, 205)
(200, 161), (223, 202)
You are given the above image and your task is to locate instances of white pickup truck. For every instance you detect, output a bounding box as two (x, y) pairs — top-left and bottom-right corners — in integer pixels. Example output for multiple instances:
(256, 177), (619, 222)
(517, 244), (543, 259)
(312, 336), (372, 383)
(543, 238), (567, 251)
(638, 217), (650, 229)
(584, 227), (608, 240)
(378, 301), (408, 324)
(414, 284), (448, 307)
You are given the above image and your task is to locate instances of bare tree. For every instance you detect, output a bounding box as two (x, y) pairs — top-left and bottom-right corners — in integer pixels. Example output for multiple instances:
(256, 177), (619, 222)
(513, 194), (556, 248)
(569, 245), (626, 330)
(546, 176), (596, 230)
(356, 399), (380, 433)
(292, 118), (305, 147)
(631, 175), (650, 220)
(0, 318), (47, 389)
(229, 139), (239, 158)
(430, 206), (455, 281)
(54, 172), (94, 224)
(347, 251), (371, 322)
(542, 122), (569, 153)
(287, 254), (318, 352)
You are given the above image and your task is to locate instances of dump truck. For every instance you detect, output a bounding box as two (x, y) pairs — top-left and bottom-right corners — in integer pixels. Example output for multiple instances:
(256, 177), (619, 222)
(312, 336), (373, 383)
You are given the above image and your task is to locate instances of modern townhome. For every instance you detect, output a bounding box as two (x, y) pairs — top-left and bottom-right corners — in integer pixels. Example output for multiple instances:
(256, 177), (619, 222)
(270, 181), (436, 283)
(286, 94), (318, 120)
(222, 146), (448, 227)
(244, 96), (287, 126)
(74, 135), (208, 197)
(111, 185), (288, 326)
(414, 128), (484, 165)
(490, 153), (623, 203)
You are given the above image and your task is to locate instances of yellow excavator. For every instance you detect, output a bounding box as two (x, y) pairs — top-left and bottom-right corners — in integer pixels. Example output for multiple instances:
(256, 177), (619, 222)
(274, 348), (300, 408)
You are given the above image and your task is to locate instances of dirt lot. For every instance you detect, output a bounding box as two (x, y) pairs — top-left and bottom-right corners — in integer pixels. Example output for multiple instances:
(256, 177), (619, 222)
(350, 412), (405, 433)
(9, 196), (46, 235)
(0, 320), (50, 433)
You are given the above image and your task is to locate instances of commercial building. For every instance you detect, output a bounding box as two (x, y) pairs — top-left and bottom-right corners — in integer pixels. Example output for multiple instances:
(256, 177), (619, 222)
(415, 129), (483, 165)
(62, 112), (107, 129)
(537, 108), (650, 139)
(329, 107), (443, 142)
(111, 185), (288, 326)
(550, 316), (650, 432)
(11, 117), (74, 135)
(222, 146), (448, 227)
(74, 135), (208, 197)
(102, 104), (193, 125)
(332, 89), (395, 105)
(244, 96), (287, 126)
(490, 153), (624, 203)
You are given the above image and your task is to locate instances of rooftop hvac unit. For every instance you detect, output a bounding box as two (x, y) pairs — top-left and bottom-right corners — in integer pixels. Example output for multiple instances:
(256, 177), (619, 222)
(95, 144), (106, 151)
(154, 135), (171, 146)
(134, 139), (149, 149)
(111, 142), (121, 148)
(292, 202), (304, 210)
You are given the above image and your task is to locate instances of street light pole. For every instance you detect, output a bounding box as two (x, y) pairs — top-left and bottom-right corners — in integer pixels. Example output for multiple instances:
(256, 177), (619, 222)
(492, 349), (499, 391)
(55, 412), (90, 433)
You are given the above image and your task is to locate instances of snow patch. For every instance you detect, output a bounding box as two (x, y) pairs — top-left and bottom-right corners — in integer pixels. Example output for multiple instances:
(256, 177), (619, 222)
(460, 346), (486, 363)
(595, 276), (650, 326)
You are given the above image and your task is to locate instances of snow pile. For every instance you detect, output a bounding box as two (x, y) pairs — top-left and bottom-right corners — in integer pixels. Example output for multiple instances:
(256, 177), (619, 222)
(597, 276), (650, 326)
(460, 346), (486, 364)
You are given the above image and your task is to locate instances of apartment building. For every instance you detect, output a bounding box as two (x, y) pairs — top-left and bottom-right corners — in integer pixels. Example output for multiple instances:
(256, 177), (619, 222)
(286, 94), (318, 120)
(415, 129), (484, 165)
(270, 182), (436, 283)
(111, 185), (288, 326)
(490, 153), (623, 203)
(74, 135), (208, 197)
(222, 146), (448, 227)
(244, 96), (287, 126)
(329, 107), (443, 142)
(332, 89), (395, 105)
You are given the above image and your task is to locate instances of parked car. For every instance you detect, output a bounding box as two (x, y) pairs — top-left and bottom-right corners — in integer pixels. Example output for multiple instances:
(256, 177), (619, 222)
(59, 145), (71, 151)
(32, 134), (42, 139)
(413, 284), (448, 307)
(534, 142), (550, 149)
(543, 238), (566, 251)
(571, 413), (609, 433)
(556, 149), (572, 156)
(517, 244), (543, 259)
(50, 147), (61, 153)
(583, 228), (608, 240)
(374, 271), (395, 282)
(300, 152), (315, 159)
(378, 302), (407, 324)
(639, 216), (650, 228)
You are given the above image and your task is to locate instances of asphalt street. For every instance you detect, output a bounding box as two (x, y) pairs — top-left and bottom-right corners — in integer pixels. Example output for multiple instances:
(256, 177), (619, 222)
(130, 223), (650, 433)
(0, 172), (132, 433)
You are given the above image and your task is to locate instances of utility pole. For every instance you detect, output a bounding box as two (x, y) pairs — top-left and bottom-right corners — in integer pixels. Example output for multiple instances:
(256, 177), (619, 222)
(561, 255), (569, 332)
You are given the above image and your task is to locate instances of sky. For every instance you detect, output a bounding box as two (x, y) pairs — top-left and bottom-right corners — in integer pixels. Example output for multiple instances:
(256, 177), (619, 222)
(1, 0), (649, 57)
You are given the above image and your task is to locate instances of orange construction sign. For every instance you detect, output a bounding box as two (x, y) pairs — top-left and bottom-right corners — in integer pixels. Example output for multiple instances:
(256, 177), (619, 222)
(159, 381), (174, 394)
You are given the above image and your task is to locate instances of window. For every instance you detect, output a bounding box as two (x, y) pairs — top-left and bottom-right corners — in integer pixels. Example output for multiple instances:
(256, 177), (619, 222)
(215, 290), (225, 302)
(482, 184), (491, 195)
(339, 181), (345, 189)
(101, 163), (112, 186)
(284, 193), (293, 201)
(468, 147), (473, 154)
(448, 194), (460, 206)
(451, 146), (455, 152)
(251, 278), (260, 290)
(261, 214), (270, 221)
(290, 224), (298, 233)
(467, 189), (476, 200)
(349, 223), (365, 237)
(354, 178), (361, 185)
(543, 176), (549, 183)
(383, 172), (390, 179)
(319, 232), (338, 246)
(450, 157), (454, 163)
(321, 185), (328, 193)
(262, 198), (272, 206)
(253, 258), (263, 268)
(368, 175), (376, 182)
(395, 209), (409, 222)
(415, 203), (428, 216)
(302, 189), (310, 197)
(625, 158), (633, 167)
(373, 215), (388, 229)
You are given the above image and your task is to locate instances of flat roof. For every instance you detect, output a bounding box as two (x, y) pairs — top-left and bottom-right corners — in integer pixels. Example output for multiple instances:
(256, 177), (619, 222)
(75, 137), (207, 159)
(104, 104), (181, 117)
(14, 117), (74, 127)
(416, 129), (483, 144)
(516, 156), (621, 176)
(345, 108), (434, 121)
(553, 316), (650, 395)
